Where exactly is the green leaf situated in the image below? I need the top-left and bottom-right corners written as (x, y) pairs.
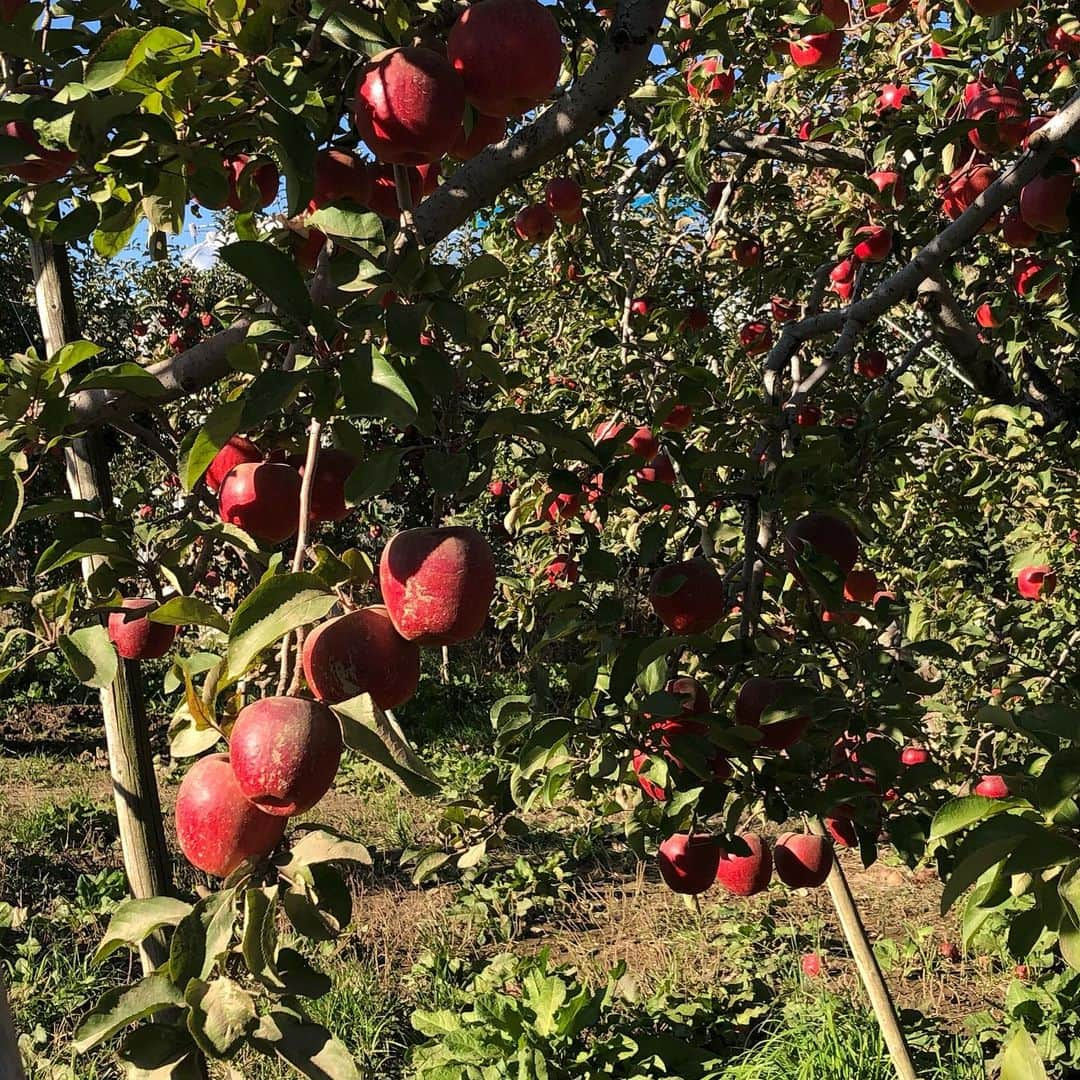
top-left (457, 253), bottom-right (508, 288)
top-left (226, 572), bottom-right (336, 679)
top-left (241, 885), bottom-right (280, 987)
top-left (169, 888), bottom-right (237, 988)
top-left (58, 624), bottom-right (118, 688)
top-left (94, 897), bottom-right (193, 964)
top-left (253, 1011), bottom-right (361, 1079)
top-left (0, 470), bottom-right (24, 536)
top-left (1000, 1025), bottom-right (1049, 1080)
top-left (306, 206), bottom-right (383, 242)
top-left (929, 795), bottom-right (1012, 840)
top-left (422, 450), bottom-right (470, 495)
top-left (67, 363), bottom-right (170, 400)
top-left (49, 340), bottom-right (102, 375)
top-left (220, 241), bottom-right (312, 325)
top-left (332, 694), bottom-right (440, 797)
top-left (37, 536), bottom-right (134, 575)
top-left (186, 977), bottom-right (257, 1058)
top-left (339, 345), bottom-right (418, 427)
top-left (941, 835), bottom-right (1022, 914)
top-left (72, 973), bottom-right (185, 1053)
top-left (278, 826), bottom-right (372, 874)
top-left (84, 27), bottom-right (144, 90)
top-left (344, 446), bottom-right (405, 502)
top-left (117, 1024), bottom-right (202, 1080)
top-left (177, 400), bottom-right (245, 491)
top-left (149, 595), bottom-right (228, 634)
top-left (282, 864), bottom-right (352, 941)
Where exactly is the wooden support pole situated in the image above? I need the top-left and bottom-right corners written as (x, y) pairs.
top-left (29, 238), bottom-right (173, 971)
top-left (811, 820), bottom-right (918, 1080)
top-left (0, 971), bottom-right (26, 1080)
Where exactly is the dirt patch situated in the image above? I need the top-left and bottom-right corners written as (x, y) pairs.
top-left (0, 703), bottom-right (171, 755)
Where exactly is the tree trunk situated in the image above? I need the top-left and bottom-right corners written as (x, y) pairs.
top-left (29, 239), bottom-right (173, 971)
top-left (0, 971), bottom-right (26, 1080)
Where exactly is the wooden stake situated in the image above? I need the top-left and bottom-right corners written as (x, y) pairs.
top-left (0, 971), bottom-right (26, 1080)
top-left (29, 239), bottom-right (173, 971)
top-left (811, 820), bottom-right (918, 1080)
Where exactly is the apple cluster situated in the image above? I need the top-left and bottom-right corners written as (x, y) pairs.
top-left (173, 524), bottom-right (496, 877)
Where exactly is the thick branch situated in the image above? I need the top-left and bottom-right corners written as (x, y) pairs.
top-left (411, 0), bottom-right (667, 246)
top-left (915, 275), bottom-right (1016, 401)
top-left (709, 130), bottom-right (867, 173)
top-left (68, 320), bottom-right (251, 429)
top-left (769, 88), bottom-right (1080, 400)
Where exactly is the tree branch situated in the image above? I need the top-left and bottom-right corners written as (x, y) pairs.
top-left (709, 130), bottom-right (867, 173)
top-left (411, 0), bottom-right (668, 246)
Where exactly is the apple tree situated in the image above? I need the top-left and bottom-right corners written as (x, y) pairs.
top-left (0, 0), bottom-right (1079, 1072)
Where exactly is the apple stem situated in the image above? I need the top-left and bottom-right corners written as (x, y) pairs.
top-left (809, 818), bottom-right (918, 1080)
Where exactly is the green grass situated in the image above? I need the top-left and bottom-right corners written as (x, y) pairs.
top-left (717, 995), bottom-right (984, 1080)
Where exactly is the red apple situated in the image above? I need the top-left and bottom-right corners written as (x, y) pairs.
top-left (795, 402), bottom-right (822, 426)
top-left (630, 296), bottom-right (653, 318)
top-left (976, 299), bottom-right (1008, 328)
top-left (704, 180), bottom-right (724, 210)
top-left (901, 746), bottom-right (930, 766)
top-left (771, 296), bottom-right (801, 322)
top-left (447, 0), bottom-right (563, 118)
top-left (229, 696), bottom-right (342, 817)
top-left (1047, 21), bottom-right (1080, 55)
top-left (353, 47), bottom-right (465, 165)
top-left (648, 558), bottom-right (726, 634)
top-left (450, 112), bottom-right (508, 159)
top-left (785, 511), bottom-right (860, 576)
top-left (680, 306), bottom-right (710, 332)
top-left (514, 203), bottom-right (557, 242)
top-left (1001, 208), bottom-right (1038, 248)
top-left (364, 163), bottom-right (423, 218)
top-left (963, 75), bottom-right (1027, 154)
top-left (224, 153), bottom-right (279, 211)
top-left (939, 940), bottom-right (961, 962)
top-left (1019, 168), bottom-right (1075, 234)
top-left (801, 952), bottom-right (823, 977)
top-left (636, 453), bottom-right (677, 489)
top-left (488, 478), bottom-right (512, 498)
top-left (875, 83), bottom-right (911, 113)
top-left (939, 163), bottom-right (998, 225)
top-left (843, 568), bottom-right (879, 603)
top-left (854, 349), bottom-right (887, 378)
top-left (852, 225), bottom-right (892, 263)
top-left (789, 31), bottom-right (844, 70)
top-left (868, 169), bottom-right (907, 208)
top-left (658, 833), bottom-right (721, 895)
top-left (1013, 256), bottom-right (1063, 300)
top-left (963, 0), bottom-right (1019, 13)
top-left (715, 833), bottom-right (773, 896)
top-left (296, 449), bottom-right (356, 523)
top-left (545, 176), bottom-right (583, 221)
top-left (686, 57), bottom-right (735, 103)
top-left (739, 321), bottom-right (773, 355)
top-left (538, 490), bottom-right (582, 522)
top-left (175, 753), bottom-right (286, 877)
top-left (312, 149), bottom-right (373, 207)
top-left (974, 774), bottom-right (1009, 798)
top-left (379, 526), bottom-right (496, 644)
top-left (217, 461), bottom-right (302, 544)
top-left (627, 426), bottom-right (659, 459)
top-left (735, 676), bottom-right (810, 750)
top-left (662, 404), bottom-right (694, 431)
top-left (302, 605), bottom-right (420, 710)
top-left (773, 832), bottom-right (833, 888)
top-left (1017, 565), bottom-right (1056, 600)
top-left (545, 557), bottom-right (579, 586)
top-left (830, 258), bottom-right (856, 284)
top-left (3, 119), bottom-right (77, 184)
top-left (107, 598), bottom-right (178, 661)
top-left (732, 238), bottom-right (763, 267)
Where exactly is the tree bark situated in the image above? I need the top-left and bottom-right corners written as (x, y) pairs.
top-left (0, 971), bottom-right (26, 1080)
top-left (29, 238), bottom-right (173, 972)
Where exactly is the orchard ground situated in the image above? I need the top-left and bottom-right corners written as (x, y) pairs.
top-left (3, 675), bottom-right (1000, 1078)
